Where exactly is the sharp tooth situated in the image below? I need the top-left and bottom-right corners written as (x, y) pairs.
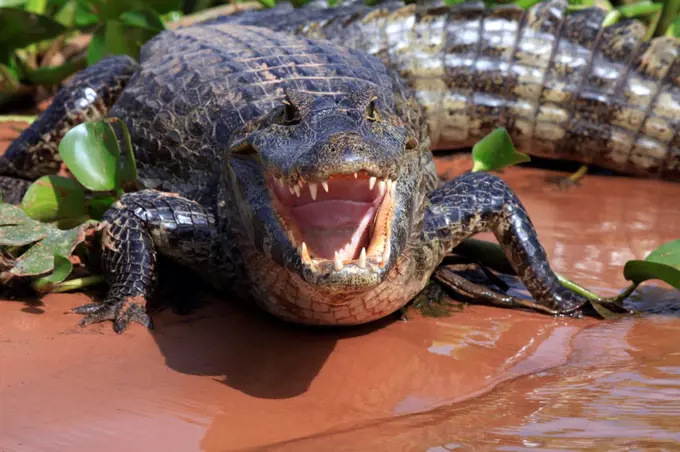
top-left (288, 185), bottom-right (295, 195)
top-left (309, 183), bottom-right (318, 200)
top-left (293, 184), bottom-right (301, 197)
top-left (301, 242), bottom-right (311, 261)
top-left (369, 176), bottom-right (376, 190)
top-left (354, 172), bottom-right (358, 178)
top-left (378, 180), bottom-right (386, 196)
top-left (390, 180), bottom-right (397, 197)
top-left (386, 179), bottom-right (392, 192)
top-left (277, 177), bottom-right (285, 188)
top-left (321, 181), bottom-right (329, 193)
top-left (334, 251), bottom-right (344, 271)
top-left (382, 239), bottom-right (391, 264)
top-left (287, 230), bottom-right (296, 247)
top-left (358, 248), bottom-right (367, 269)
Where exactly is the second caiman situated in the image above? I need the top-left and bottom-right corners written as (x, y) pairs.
top-left (219, 0), bottom-right (680, 180)
top-left (0, 0), bottom-right (675, 332)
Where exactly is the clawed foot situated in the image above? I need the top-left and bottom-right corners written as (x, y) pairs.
top-left (72, 296), bottom-right (153, 334)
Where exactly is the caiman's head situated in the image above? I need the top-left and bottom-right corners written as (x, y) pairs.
top-left (223, 88), bottom-right (425, 293)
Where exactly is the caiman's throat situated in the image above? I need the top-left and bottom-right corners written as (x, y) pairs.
top-left (267, 170), bottom-right (396, 274)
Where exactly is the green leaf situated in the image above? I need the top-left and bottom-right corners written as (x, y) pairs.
top-left (257, 0), bottom-right (275, 8)
top-left (0, 62), bottom-right (21, 94)
top-left (83, 0), bottom-right (182, 20)
top-left (667, 16), bottom-right (680, 38)
top-left (24, 56), bottom-right (86, 86)
top-left (0, 222), bottom-right (50, 246)
top-left (32, 254), bottom-right (73, 292)
top-left (0, 0), bottom-right (26, 7)
top-left (52, 0), bottom-right (78, 27)
top-left (103, 19), bottom-right (160, 61)
top-left (74, 0), bottom-right (99, 28)
top-left (20, 175), bottom-right (86, 222)
top-left (86, 28), bottom-right (107, 65)
top-left (0, 8), bottom-right (66, 50)
top-left (108, 117), bottom-right (138, 189)
top-left (0, 202), bottom-right (32, 226)
top-left (624, 240), bottom-right (680, 289)
top-left (24, 0), bottom-right (47, 14)
top-left (58, 119), bottom-right (121, 191)
top-left (119, 8), bottom-right (165, 30)
top-left (11, 223), bottom-right (91, 276)
top-left (471, 128), bottom-right (530, 173)
top-left (86, 195), bottom-right (117, 220)
top-left (618, 1), bottom-right (663, 18)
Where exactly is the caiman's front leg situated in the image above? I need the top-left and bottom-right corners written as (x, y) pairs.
top-left (423, 171), bottom-right (588, 313)
top-left (73, 190), bottom-right (219, 333)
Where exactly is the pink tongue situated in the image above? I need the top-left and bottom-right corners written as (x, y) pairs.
top-left (291, 200), bottom-right (376, 260)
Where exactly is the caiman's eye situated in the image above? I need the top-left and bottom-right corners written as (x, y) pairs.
top-left (366, 97), bottom-right (379, 122)
top-left (281, 99), bottom-right (300, 125)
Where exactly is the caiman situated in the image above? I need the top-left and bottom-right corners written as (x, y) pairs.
top-left (0, 0), bottom-right (676, 332)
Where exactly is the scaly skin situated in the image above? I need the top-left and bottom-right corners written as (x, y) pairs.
top-left (2, 20), bottom-right (589, 332)
top-left (218, 0), bottom-right (680, 179)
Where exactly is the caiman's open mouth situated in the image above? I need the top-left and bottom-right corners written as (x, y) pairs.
top-left (268, 171), bottom-right (396, 273)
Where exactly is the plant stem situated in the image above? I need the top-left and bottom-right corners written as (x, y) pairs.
top-left (556, 273), bottom-right (602, 301)
top-left (603, 283), bottom-right (639, 305)
top-left (51, 275), bottom-right (105, 293)
top-left (0, 115), bottom-right (36, 124)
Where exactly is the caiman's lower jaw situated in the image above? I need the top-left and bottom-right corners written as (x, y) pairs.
top-left (268, 171), bottom-right (396, 275)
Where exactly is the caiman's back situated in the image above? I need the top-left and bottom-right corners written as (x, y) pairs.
top-left (109, 24), bottom-right (411, 204)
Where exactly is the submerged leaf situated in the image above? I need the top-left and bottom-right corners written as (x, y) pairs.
top-left (471, 128), bottom-right (530, 173)
top-left (624, 240), bottom-right (680, 289)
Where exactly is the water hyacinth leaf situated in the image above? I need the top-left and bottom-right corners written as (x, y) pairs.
top-left (59, 120), bottom-right (121, 191)
top-left (11, 223), bottom-right (91, 276)
top-left (624, 240), bottom-right (680, 289)
top-left (471, 128), bottom-right (530, 173)
top-left (20, 175), bottom-right (86, 222)
top-left (0, 8), bottom-right (66, 50)
top-left (0, 202), bottom-right (31, 226)
top-left (32, 254), bottom-right (73, 292)
top-left (0, 222), bottom-right (50, 246)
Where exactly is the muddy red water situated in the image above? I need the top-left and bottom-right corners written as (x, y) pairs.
top-left (2, 123), bottom-right (680, 450)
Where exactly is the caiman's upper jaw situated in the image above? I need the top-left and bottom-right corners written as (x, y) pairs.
top-left (267, 170), bottom-right (396, 275)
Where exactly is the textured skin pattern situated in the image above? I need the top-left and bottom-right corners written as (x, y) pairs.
top-left (423, 171), bottom-right (586, 312)
top-left (219, 0), bottom-right (680, 179)
top-left (4, 19), bottom-right (590, 331)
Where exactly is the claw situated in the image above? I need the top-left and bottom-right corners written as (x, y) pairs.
top-left (72, 295), bottom-right (152, 333)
